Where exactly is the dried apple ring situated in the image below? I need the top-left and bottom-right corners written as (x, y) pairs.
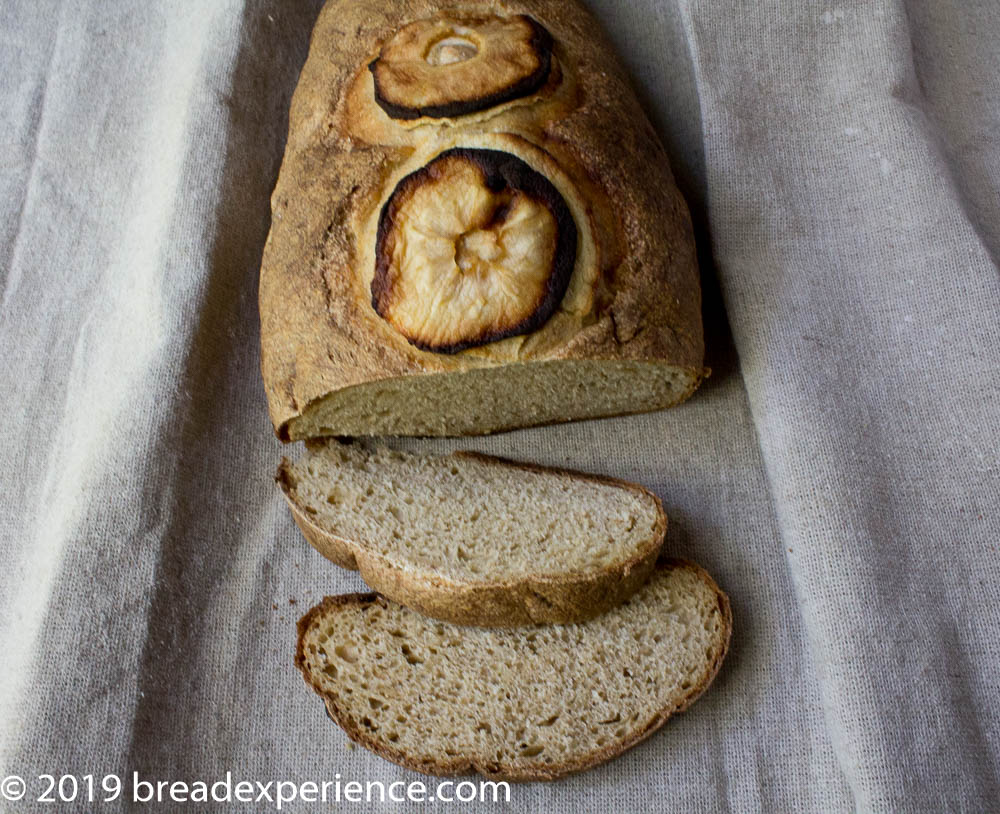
top-left (369, 14), bottom-right (554, 120)
top-left (372, 148), bottom-right (577, 353)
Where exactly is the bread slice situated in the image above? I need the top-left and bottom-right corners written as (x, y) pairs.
top-left (278, 441), bottom-right (666, 626)
top-left (296, 559), bottom-right (731, 780)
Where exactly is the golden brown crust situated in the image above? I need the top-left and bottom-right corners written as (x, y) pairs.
top-left (294, 559), bottom-right (732, 781)
top-left (277, 450), bottom-right (666, 626)
top-left (259, 0), bottom-right (704, 439)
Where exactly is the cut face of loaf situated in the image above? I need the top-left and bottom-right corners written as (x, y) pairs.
top-left (278, 441), bottom-right (667, 626)
top-left (285, 360), bottom-right (702, 440)
top-left (260, 0), bottom-right (705, 440)
top-left (296, 560), bottom-right (732, 780)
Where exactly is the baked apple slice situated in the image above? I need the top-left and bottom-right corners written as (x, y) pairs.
top-left (371, 148), bottom-right (577, 353)
top-left (369, 14), bottom-right (554, 120)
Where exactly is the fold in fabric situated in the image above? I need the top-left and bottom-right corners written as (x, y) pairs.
top-left (679, 0), bottom-right (1000, 809)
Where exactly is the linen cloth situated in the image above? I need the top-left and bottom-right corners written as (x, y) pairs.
top-left (1, 0), bottom-right (998, 811)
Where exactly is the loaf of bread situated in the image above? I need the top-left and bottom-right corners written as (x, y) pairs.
top-left (259, 0), bottom-right (705, 440)
top-left (278, 441), bottom-right (667, 626)
top-left (296, 559), bottom-right (731, 780)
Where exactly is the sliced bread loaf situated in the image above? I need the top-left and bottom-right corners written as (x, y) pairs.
top-left (260, 0), bottom-right (705, 442)
top-left (296, 559), bottom-right (731, 780)
top-left (278, 441), bottom-right (666, 626)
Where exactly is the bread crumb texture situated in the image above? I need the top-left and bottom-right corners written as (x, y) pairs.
top-left (286, 443), bottom-right (659, 581)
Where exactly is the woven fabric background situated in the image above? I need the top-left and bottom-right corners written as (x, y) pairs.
top-left (1, 1), bottom-right (998, 811)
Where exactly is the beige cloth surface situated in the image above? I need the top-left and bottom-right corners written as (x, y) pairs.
top-left (1, 1), bottom-right (998, 811)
